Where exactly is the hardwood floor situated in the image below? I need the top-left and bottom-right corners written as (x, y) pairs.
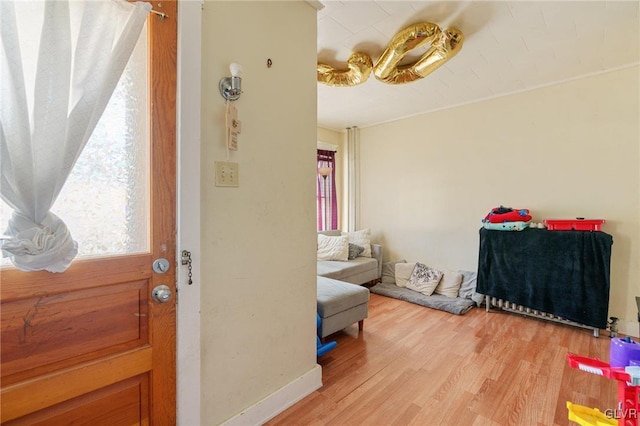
top-left (267, 294), bottom-right (621, 426)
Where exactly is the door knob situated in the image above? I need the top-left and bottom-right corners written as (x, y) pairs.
top-left (152, 285), bottom-right (172, 303)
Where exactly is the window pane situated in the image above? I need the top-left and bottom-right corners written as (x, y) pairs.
top-left (0, 23), bottom-right (150, 261)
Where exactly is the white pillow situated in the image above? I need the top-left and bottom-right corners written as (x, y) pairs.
top-left (405, 263), bottom-right (443, 296)
top-left (394, 262), bottom-right (416, 288)
top-left (457, 270), bottom-right (477, 299)
top-left (382, 259), bottom-right (406, 284)
top-left (317, 234), bottom-right (349, 261)
top-left (434, 270), bottom-right (463, 298)
top-left (342, 229), bottom-right (371, 257)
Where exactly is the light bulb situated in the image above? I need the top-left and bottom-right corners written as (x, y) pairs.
top-left (229, 63), bottom-right (243, 78)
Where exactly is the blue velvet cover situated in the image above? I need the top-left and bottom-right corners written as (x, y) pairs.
top-left (476, 227), bottom-right (613, 328)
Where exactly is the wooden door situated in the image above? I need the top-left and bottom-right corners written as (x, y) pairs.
top-left (0, 2), bottom-right (177, 424)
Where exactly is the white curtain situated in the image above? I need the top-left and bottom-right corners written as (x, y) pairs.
top-left (0, 0), bottom-right (151, 272)
top-left (346, 126), bottom-right (359, 232)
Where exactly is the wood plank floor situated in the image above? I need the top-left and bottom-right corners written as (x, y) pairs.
top-left (266, 294), bottom-right (621, 426)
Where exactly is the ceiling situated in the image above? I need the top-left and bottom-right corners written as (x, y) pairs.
top-left (316, 0), bottom-right (640, 130)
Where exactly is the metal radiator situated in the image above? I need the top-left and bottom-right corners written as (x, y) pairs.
top-left (484, 296), bottom-right (600, 337)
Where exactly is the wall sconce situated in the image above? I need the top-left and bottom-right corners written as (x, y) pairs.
top-left (219, 63), bottom-right (243, 102)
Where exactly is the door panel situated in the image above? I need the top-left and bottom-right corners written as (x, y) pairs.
top-left (0, 1), bottom-right (177, 423)
top-left (2, 348), bottom-right (152, 423)
top-left (1, 257), bottom-right (150, 380)
top-left (6, 376), bottom-right (150, 426)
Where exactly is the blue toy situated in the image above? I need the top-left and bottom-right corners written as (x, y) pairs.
top-left (317, 314), bottom-right (336, 357)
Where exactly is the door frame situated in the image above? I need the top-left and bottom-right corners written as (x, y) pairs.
top-left (176, 1), bottom-right (202, 425)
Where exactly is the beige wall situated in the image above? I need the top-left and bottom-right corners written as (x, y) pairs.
top-left (358, 66), bottom-right (640, 336)
top-left (317, 127), bottom-right (347, 229)
top-left (317, 127), bottom-right (343, 146)
top-left (201, 2), bottom-right (318, 423)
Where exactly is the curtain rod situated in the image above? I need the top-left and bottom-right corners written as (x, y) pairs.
top-left (150, 9), bottom-right (167, 19)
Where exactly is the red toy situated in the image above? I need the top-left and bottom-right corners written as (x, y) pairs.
top-left (483, 206), bottom-right (532, 224)
top-left (545, 218), bottom-right (605, 231)
top-left (567, 353), bottom-right (640, 426)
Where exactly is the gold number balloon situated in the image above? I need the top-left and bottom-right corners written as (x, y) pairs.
top-left (317, 22), bottom-right (464, 87)
top-left (316, 52), bottom-right (373, 87)
top-left (374, 23), bottom-right (464, 85)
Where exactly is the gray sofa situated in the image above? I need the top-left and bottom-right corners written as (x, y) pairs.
top-left (315, 231), bottom-right (382, 341)
top-left (317, 230), bottom-right (382, 286)
top-left (317, 244), bottom-right (382, 285)
top-left (317, 276), bottom-right (370, 338)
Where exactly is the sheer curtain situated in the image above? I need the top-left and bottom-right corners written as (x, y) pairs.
top-left (346, 126), bottom-right (359, 232)
top-left (0, 0), bottom-right (151, 272)
top-left (317, 149), bottom-right (338, 231)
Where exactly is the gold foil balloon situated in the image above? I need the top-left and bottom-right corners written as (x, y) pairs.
top-left (317, 22), bottom-right (464, 87)
top-left (374, 23), bottom-right (464, 85)
top-left (373, 22), bottom-right (442, 84)
top-left (410, 27), bottom-right (464, 80)
top-left (317, 52), bottom-right (373, 87)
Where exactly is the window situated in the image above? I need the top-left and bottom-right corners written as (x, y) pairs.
top-left (0, 17), bottom-right (149, 264)
top-left (317, 149), bottom-right (337, 231)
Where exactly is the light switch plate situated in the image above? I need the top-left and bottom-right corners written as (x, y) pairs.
top-left (214, 161), bottom-right (239, 187)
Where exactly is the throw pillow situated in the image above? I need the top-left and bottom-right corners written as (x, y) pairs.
top-left (317, 234), bottom-right (349, 261)
top-left (394, 262), bottom-right (416, 288)
top-left (318, 230), bottom-right (341, 237)
top-left (405, 263), bottom-right (443, 296)
top-left (381, 259), bottom-right (406, 284)
top-left (458, 269), bottom-right (485, 306)
top-left (434, 270), bottom-right (463, 298)
top-left (342, 229), bottom-right (371, 258)
top-left (457, 270), bottom-right (477, 299)
top-left (348, 243), bottom-right (364, 260)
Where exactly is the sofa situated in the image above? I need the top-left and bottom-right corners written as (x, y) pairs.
top-left (316, 230), bottom-right (382, 286)
top-left (315, 229), bottom-right (382, 341)
top-left (317, 276), bottom-right (370, 338)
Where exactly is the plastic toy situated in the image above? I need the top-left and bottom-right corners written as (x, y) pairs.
top-left (567, 344), bottom-right (640, 426)
top-left (611, 337), bottom-right (640, 368)
top-left (316, 314), bottom-right (336, 357)
top-left (567, 402), bottom-right (617, 426)
top-left (545, 218), bottom-right (605, 231)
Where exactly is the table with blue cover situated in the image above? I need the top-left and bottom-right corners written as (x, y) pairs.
top-left (477, 227), bottom-right (613, 329)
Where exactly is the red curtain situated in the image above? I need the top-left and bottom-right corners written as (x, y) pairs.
top-left (317, 150), bottom-right (337, 231)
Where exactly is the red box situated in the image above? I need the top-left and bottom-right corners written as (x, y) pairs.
top-left (544, 218), bottom-right (605, 231)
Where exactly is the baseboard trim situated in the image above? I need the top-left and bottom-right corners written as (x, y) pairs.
top-left (222, 364), bottom-right (323, 426)
top-left (619, 319), bottom-right (640, 338)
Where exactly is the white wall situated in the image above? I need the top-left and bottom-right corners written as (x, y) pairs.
top-left (358, 66), bottom-right (640, 337)
top-left (200, 2), bottom-right (319, 424)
